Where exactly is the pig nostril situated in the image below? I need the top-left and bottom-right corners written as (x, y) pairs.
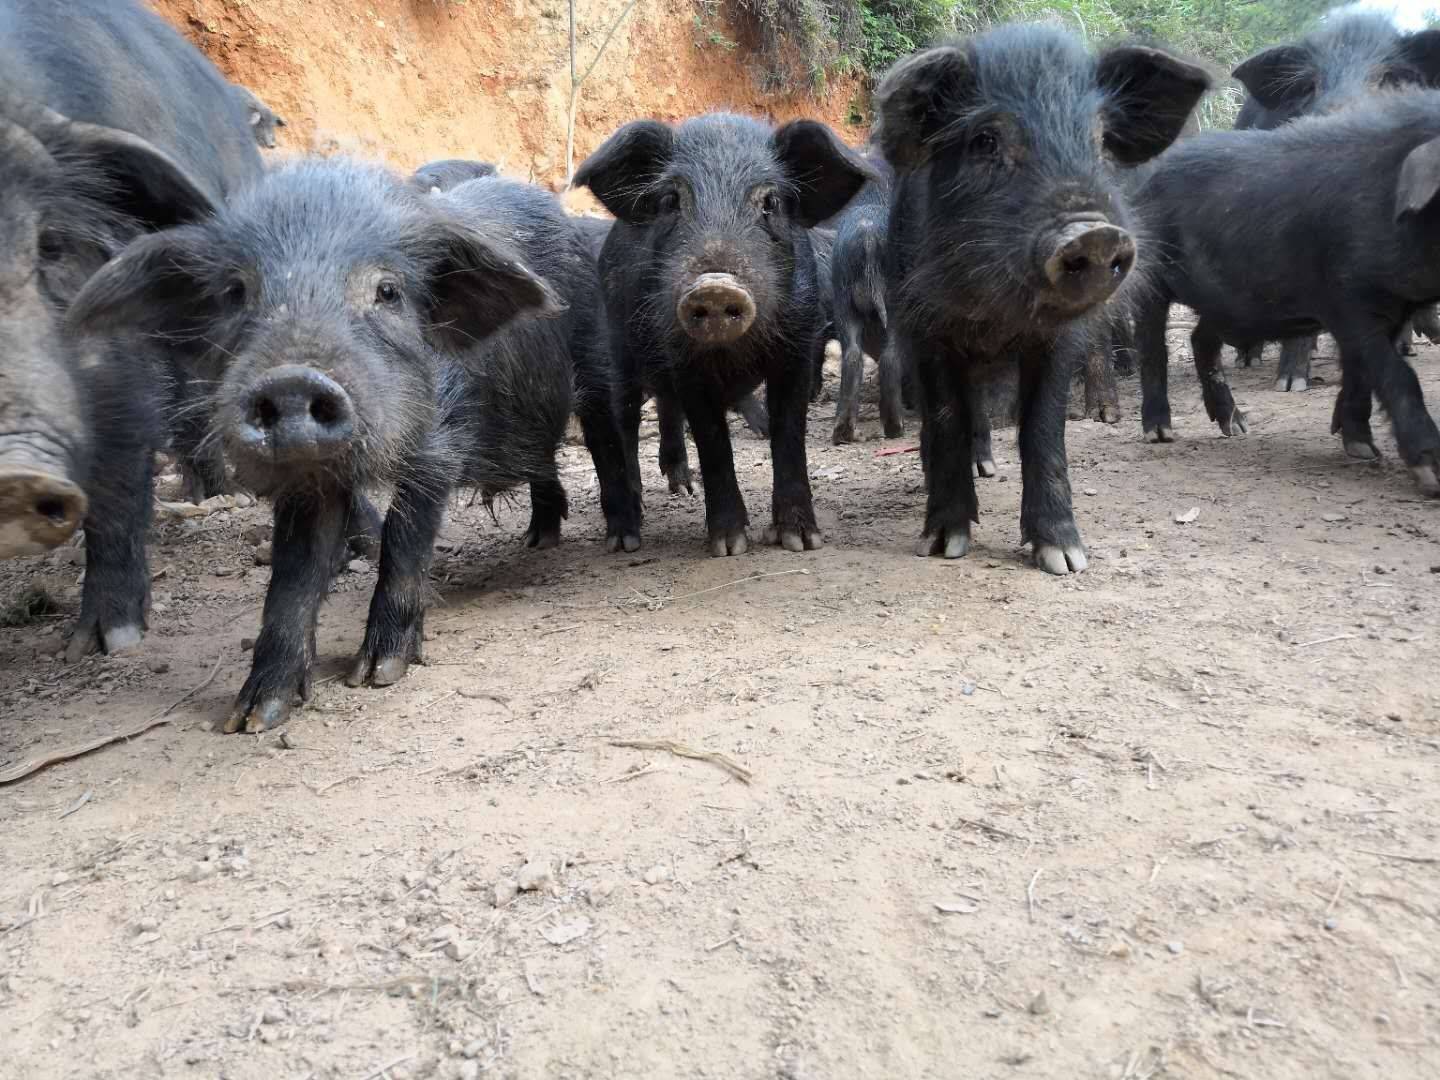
top-left (1111, 257), bottom-right (1127, 275)
top-left (724, 305), bottom-right (743, 319)
top-left (309, 396), bottom-right (341, 426)
top-left (690, 305), bottom-right (710, 321)
top-left (34, 498), bottom-right (68, 526)
top-left (253, 398), bottom-right (280, 430)
top-left (1062, 254), bottom-right (1090, 276)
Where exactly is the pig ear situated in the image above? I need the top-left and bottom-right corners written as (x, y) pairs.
top-left (67, 227), bottom-right (213, 338)
top-left (573, 120), bottom-right (674, 223)
top-left (424, 221), bottom-right (567, 351)
top-left (1397, 30), bottom-right (1440, 85)
top-left (1097, 46), bottom-right (1211, 165)
top-left (873, 46), bottom-right (977, 170)
top-left (1394, 136), bottom-right (1440, 222)
top-left (771, 120), bottom-right (874, 228)
top-left (63, 121), bottom-right (219, 228)
top-left (1232, 45), bottom-right (1312, 113)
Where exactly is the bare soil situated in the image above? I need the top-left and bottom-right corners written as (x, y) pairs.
top-left (2, 342), bottom-right (1439, 1079)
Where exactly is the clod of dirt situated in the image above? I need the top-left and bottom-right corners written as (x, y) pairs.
top-left (241, 638), bottom-right (256, 653)
top-left (517, 858), bottom-right (554, 892)
top-left (643, 864), bottom-right (672, 885)
top-left (401, 870), bottom-right (426, 889)
top-left (261, 1000), bottom-right (286, 1025)
top-left (346, 559), bottom-right (370, 574)
top-left (133, 917), bottom-right (160, 935)
top-left (1167, 941), bottom-right (1184, 955)
top-left (379, 887), bottom-right (400, 903)
top-left (542, 917), bottom-right (591, 946)
top-left (188, 861), bottom-right (216, 883)
top-left (254, 542), bottom-right (273, 566)
top-left (1174, 507), bottom-right (1200, 524)
top-left (444, 939), bottom-right (474, 961)
top-left (493, 878), bottom-right (519, 908)
top-left (1028, 990), bottom-right (1051, 1016)
top-left (458, 1061), bottom-right (480, 1080)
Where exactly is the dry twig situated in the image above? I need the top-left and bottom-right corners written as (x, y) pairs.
top-left (608, 738), bottom-right (752, 784)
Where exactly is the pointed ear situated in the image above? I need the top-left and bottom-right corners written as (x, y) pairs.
top-left (1232, 44), bottom-right (1313, 113)
top-left (1395, 135), bottom-right (1440, 222)
top-left (771, 120), bottom-right (874, 227)
top-left (1396, 29), bottom-right (1440, 85)
top-left (423, 217), bottom-right (566, 351)
top-left (573, 120), bottom-right (674, 223)
top-left (67, 226), bottom-right (215, 339)
top-left (872, 46), bottom-right (977, 170)
top-left (1097, 46), bottom-right (1211, 164)
top-left (61, 119), bottom-right (219, 228)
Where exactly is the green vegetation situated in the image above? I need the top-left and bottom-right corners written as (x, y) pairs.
top-left (719, 0), bottom-right (1343, 122)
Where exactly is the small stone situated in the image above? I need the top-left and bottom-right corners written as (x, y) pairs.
top-left (379, 887), bottom-right (400, 903)
top-left (50, 871), bottom-right (71, 887)
top-left (1028, 990), bottom-right (1051, 1016)
top-left (253, 543), bottom-right (273, 566)
top-left (458, 1062), bottom-right (480, 1080)
top-left (642, 864), bottom-right (672, 886)
top-left (444, 939), bottom-right (473, 961)
top-left (147, 660), bottom-right (171, 675)
top-left (1324, 917), bottom-right (1338, 932)
top-left (586, 879), bottom-right (616, 907)
top-left (261, 1001), bottom-right (286, 1025)
top-left (493, 879), bottom-right (519, 908)
top-left (429, 924), bottom-right (460, 944)
top-left (461, 1038), bottom-right (489, 1059)
top-left (517, 858), bottom-right (554, 893)
top-left (1321, 512), bottom-right (1347, 523)
top-left (135, 917), bottom-right (160, 934)
top-left (1166, 941), bottom-right (1184, 955)
top-left (542, 916), bottom-right (591, 946)
top-left (189, 861), bottom-right (216, 883)
top-left (387, 917), bottom-right (407, 935)
top-left (1082, 487), bottom-right (1097, 497)
top-left (401, 870), bottom-right (425, 889)
top-left (240, 637), bottom-right (256, 652)
top-left (347, 559), bottom-right (369, 574)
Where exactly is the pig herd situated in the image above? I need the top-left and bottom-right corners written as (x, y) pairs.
top-left (4, 1), bottom-right (1440, 731)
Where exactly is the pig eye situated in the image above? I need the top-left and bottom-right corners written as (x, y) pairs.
top-left (222, 278), bottom-right (247, 307)
top-left (969, 129), bottom-right (1001, 159)
top-left (375, 280), bottom-right (402, 306)
top-left (656, 190), bottom-right (681, 215)
top-left (759, 191), bottom-right (781, 217)
top-left (37, 228), bottom-right (67, 262)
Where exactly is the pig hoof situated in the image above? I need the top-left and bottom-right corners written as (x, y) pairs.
top-left (1035, 543), bottom-right (1088, 575)
top-left (524, 526), bottom-right (561, 550)
top-left (832, 420), bottom-right (856, 445)
top-left (973, 459), bottom-right (996, 479)
top-left (1344, 440), bottom-right (1379, 461)
top-left (103, 623), bottom-right (145, 654)
top-left (1274, 376), bottom-right (1308, 393)
top-left (606, 532), bottom-right (642, 554)
top-left (883, 421), bottom-right (905, 439)
top-left (708, 529), bottom-right (749, 557)
top-left (1219, 411), bottom-right (1248, 437)
top-left (1098, 405), bottom-right (1121, 425)
top-left (915, 529), bottom-right (969, 559)
top-left (224, 697), bottom-right (290, 734)
top-left (666, 464), bottom-right (694, 496)
top-left (763, 526), bottom-right (823, 552)
top-left (1145, 425), bottom-right (1175, 444)
top-left (1411, 461), bottom-right (1440, 495)
top-left (63, 619), bottom-right (146, 664)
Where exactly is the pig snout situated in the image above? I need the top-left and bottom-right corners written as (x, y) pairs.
top-left (677, 274), bottom-right (758, 346)
top-left (233, 364), bottom-right (355, 464)
top-left (0, 466), bottom-right (87, 557)
top-left (1040, 219), bottom-right (1135, 312)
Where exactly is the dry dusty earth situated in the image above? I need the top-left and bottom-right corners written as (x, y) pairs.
top-left (2, 342), bottom-right (1439, 1080)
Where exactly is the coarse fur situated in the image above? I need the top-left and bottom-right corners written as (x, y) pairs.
top-left (70, 160), bottom-right (635, 732)
top-left (576, 112), bottom-right (871, 555)
top-left (0, 0), bottom-right (262, 663)
top-left (1131, 89), bottom-right (1440, 490)
top-left (410, 158), bottom-right (498, 193)
top-left (875, 24), bottom-right (1209, 573)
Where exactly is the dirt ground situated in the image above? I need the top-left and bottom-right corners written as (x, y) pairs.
top-left (2, 340), bottom-right (1439, 1080)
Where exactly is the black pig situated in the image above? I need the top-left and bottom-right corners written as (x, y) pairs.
top-left (575, 114), bottom-right (869, 555)
top-left (874, 26), bottom-right (1208, 573)
top-left (71, 162), bottom-right (636, 731)
top-left (0, 0), bottom-right (261, 660)
top-left (411, 158), bottom-right (498, 193)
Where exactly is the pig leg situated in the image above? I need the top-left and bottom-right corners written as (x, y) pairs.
top-left (734, 392), bottom-right (770, 439)
top-left (831, 312), bottom-right (865, 445)
top-left (1137, 295), bottom-right (1175, 442)
top-left (342, 491), bottom-right (384, 563)
top-left (1018, 339), bottom-right (1086, 575)
top-left (1338, 324), bottom-right (1440, 492)
top-left (1274, 335), bottom-right (1312, 392)
top-left (1083, 328), bottom-right (1121, 424)
top-left (913, 345), bottom-right (976, 559)
top-left (877, 338), bottom-right (905, 440)
top-left (1397, 321), bottom-right (1417, 357)
top-left (1412, 304), bottom-right (1440, 343)
top-left (679, 381), bottom-right (749, 556)
top-left (524, 477), bottom-right (568, 550)
top-left (656, 390), bottom-right (693, 496)
top-left (968, 379), bottom-right (995, 479)
top-left (1332, 363), bottom-right (1379, 461)
top-left (226, 491), bottom-right (348, 732)
top-left (347, 477), bottom-right (449, 690)
top-left (1193, 321), bottom-right (1247, 436)
top-left (764, 350), bottom-right (822, 552)
top-left (573, 378), bottom-right (642, 553)
top-left (64, 441), bottom-right (153, 662)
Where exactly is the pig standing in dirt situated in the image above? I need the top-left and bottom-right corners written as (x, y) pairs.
top-left (71, 163), bottom-right (637, 731)
top-left (233, 84), bottom-right (287, 150)
top-left (874, 26), bottom-right (1209, 573)
top-left (575, 114), bottom-right (870, 555)
top-left (0, 0), bottom-right (261, 657)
